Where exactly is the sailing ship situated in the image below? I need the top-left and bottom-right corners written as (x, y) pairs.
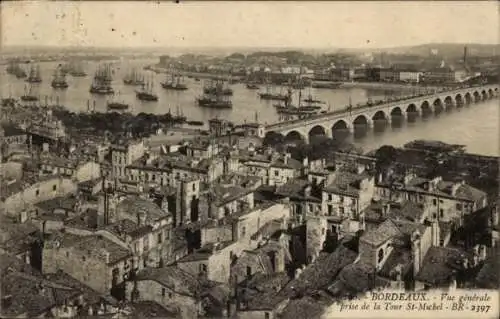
top-left (275, 81), bottom-right (322, 117)
top-left (20, 84), bottom-right (38, 102)
top-left (197, 80), bottom-right (232, 109)
top-left (169, 105), bottom-right (187, 123)
top-left (107, 92), bottom-right (129, 111)
top-left (203, 79), bottom-right (233, 96)
top-left (258, 76), bottom-right (288, 101)
top-left (26, 64), bottom-right (42, 83)
top-left (7, 62), bottom-right (27, 78)
top-left (68, 61), bottom-right (87, 77)
top-left (90, 64), bottom-right (114, 95)
top-left (51, 66), bottom-right (69, 89)
top-left (136, 76), bottom-right (158, 101)
top-left (161, 70), bottom-right (188, 91)
top-left (123, 68), bottom-right (144, 86)
top-left (302, 83), bottom-right (325, 104)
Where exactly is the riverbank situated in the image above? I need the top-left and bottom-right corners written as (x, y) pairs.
top-left (339, 81), bottom-right (444, 91)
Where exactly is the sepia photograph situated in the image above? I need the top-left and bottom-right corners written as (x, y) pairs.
top-left (0, 1), bottom-right (498, 318)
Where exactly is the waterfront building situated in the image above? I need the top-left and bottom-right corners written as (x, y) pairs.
top-left (376, 173), bottom-right (488, 227)
top-left (110, 139), bottom-right (146, 181)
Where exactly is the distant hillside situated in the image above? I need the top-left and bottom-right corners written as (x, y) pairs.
top-left (378, 43), bottom-right (500, 57)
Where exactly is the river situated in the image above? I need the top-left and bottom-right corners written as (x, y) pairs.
top-left (1, 59), bottom-right (498, 156)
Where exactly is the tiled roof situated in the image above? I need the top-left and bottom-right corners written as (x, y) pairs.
top-left (276, 178), bottom-right (321, 202)
top-left (0, 271), bottom-right (80, 317)
top-left (475, 247), bottom-right (500, 289)
top-left (324, 170), bottom-right (371, 197)
top-left (135, 266), bottom-right (215, 297)
top-left (280, 242), bottom-right (358, 297)
top-left (336, 262), bottom-right (377, 293)
top-left (415, 246), bottom-right (468, 286)
top-left (361, 218), bottom-right (426, 247)
top-left (103, 219), bottom-right (152, 240)
top-left (0, 123), bottom-right (26, 137)
top-left (48, 232), bottom-right (131, 266)
top-left (378, 248), bottom-right (413, 280)
top-left (279, 292), bottom-right (333, 319)
top-left (118, 196), bottom-right (169, 223)
top-left (72, 235), bottom-right (131, 265)
top-left (129, 301), bottom-right (179, 318)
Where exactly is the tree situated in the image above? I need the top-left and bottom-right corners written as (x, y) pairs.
top-left (374, 145), bottom-right (398, 171)
top-left (262, 132), bottom-right (286, 150)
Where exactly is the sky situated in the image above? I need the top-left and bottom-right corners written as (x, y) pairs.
top-left (1, 1), bottom-right (499, 49)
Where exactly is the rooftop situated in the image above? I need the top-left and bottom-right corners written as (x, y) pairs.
top-left (324, 170), bottom-right (371, 198)
top-left (276, 178), bottom-right (321, 203)
top-left (361, 218), bottom-right (427, 247)
top-left (135, 266), bottom-right (214, 297)
top-left (117, 196), bottom-right (170, 223)
top-left (177, 241), bottom-right (235, 263)
top-left (415, 246), bottom-right (468, 286)
top-left (47, 232), bottom-right (131, 266)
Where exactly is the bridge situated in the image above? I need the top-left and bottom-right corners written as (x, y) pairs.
top-left (264, 84), bottom-right (499, 143)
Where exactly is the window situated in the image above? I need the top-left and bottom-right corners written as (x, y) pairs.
top-left (36, 189), bottom-right (40, 196)
top-left (66, 251), bottom-right (70, 258)
top-left (456, 203), bottom-right (462, 211)
top-left (328, 194), bottom-right (333, 201)
top-left (439, 199), bottom-right (443, 204)
top-left (378, 248), bottom-right (384, 263)
top-left (274, 170), bottom-right (279, 177)
top-left (351, 198), bottom-right (356, 205)
top-left (328, 205), bottom-right (333, 215)
top-left (432, 199), bottom-right (437, 206)
top-left (162, 288), bottom-right (166, 297)
top-left (339, 207), bottom-right (345, 216)
top-left (308, 204), bottom-right (313, 212)
top-left (192, 183), bottom-right (196, 191)
top-left (241, 226), bottom-right (246, 237)
top-left (440, 209), bottom-right (444, 218)
top-left (339, 196), bottom-right (344, 203)
top-left (265, 312), bottom-right (270, 319)
top-left (201, 264), bottom-right (207, 272)
top-left (52, 184), bottom-right (57, 191)
top-left (158, 233), bottom-right (163, 244)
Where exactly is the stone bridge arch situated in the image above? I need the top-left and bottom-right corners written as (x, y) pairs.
top-left (455, 94), bottom-right (464, 107)
top-left (433, 98), bottom-right (444, 114)
top-left (372, 110), bottom-right (388, 121)
top-left (481, 90), bottom-right (488, 100)
top-left (464, 92), bottom-right (472, 104)
top-left (308, 125), bottom-right (328, 142)
top-left (473, 91), bottom-right (481, 102)
top-left (284, 130), bottom-right (307, 145)
top-left (420, 100), bottom-right (433, 117)
top-left (443, 96), bottom-right (454, 110)
top-left (331, 119), bottom-right (351, 139)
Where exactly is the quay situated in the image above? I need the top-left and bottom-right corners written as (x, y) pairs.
top-left (263, 84), bottom-right (499, 143)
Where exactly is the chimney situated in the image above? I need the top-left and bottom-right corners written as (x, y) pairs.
top-left (411, 238), bottom-right (421, 277)
top-left (138, 212), bottom-right (147, 226)
top-left (431, 220), bottom-right (440, 247)
top-left (451, 183), bottom-right (461, 197)
top-left (284, 153), bottom-right (291, 165)
top-left (382, 203), bottom-right (391, 217)
top-left (492, 207), bottom-right (499, 226)
top-left (478, 245), bottom-right (487, 261)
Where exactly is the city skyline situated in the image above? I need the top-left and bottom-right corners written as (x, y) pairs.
top-left (1, 1), bottom-right (499, 49)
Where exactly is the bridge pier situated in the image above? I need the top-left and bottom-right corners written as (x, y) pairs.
top-left (325, 129), bottom-right (333, 139)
